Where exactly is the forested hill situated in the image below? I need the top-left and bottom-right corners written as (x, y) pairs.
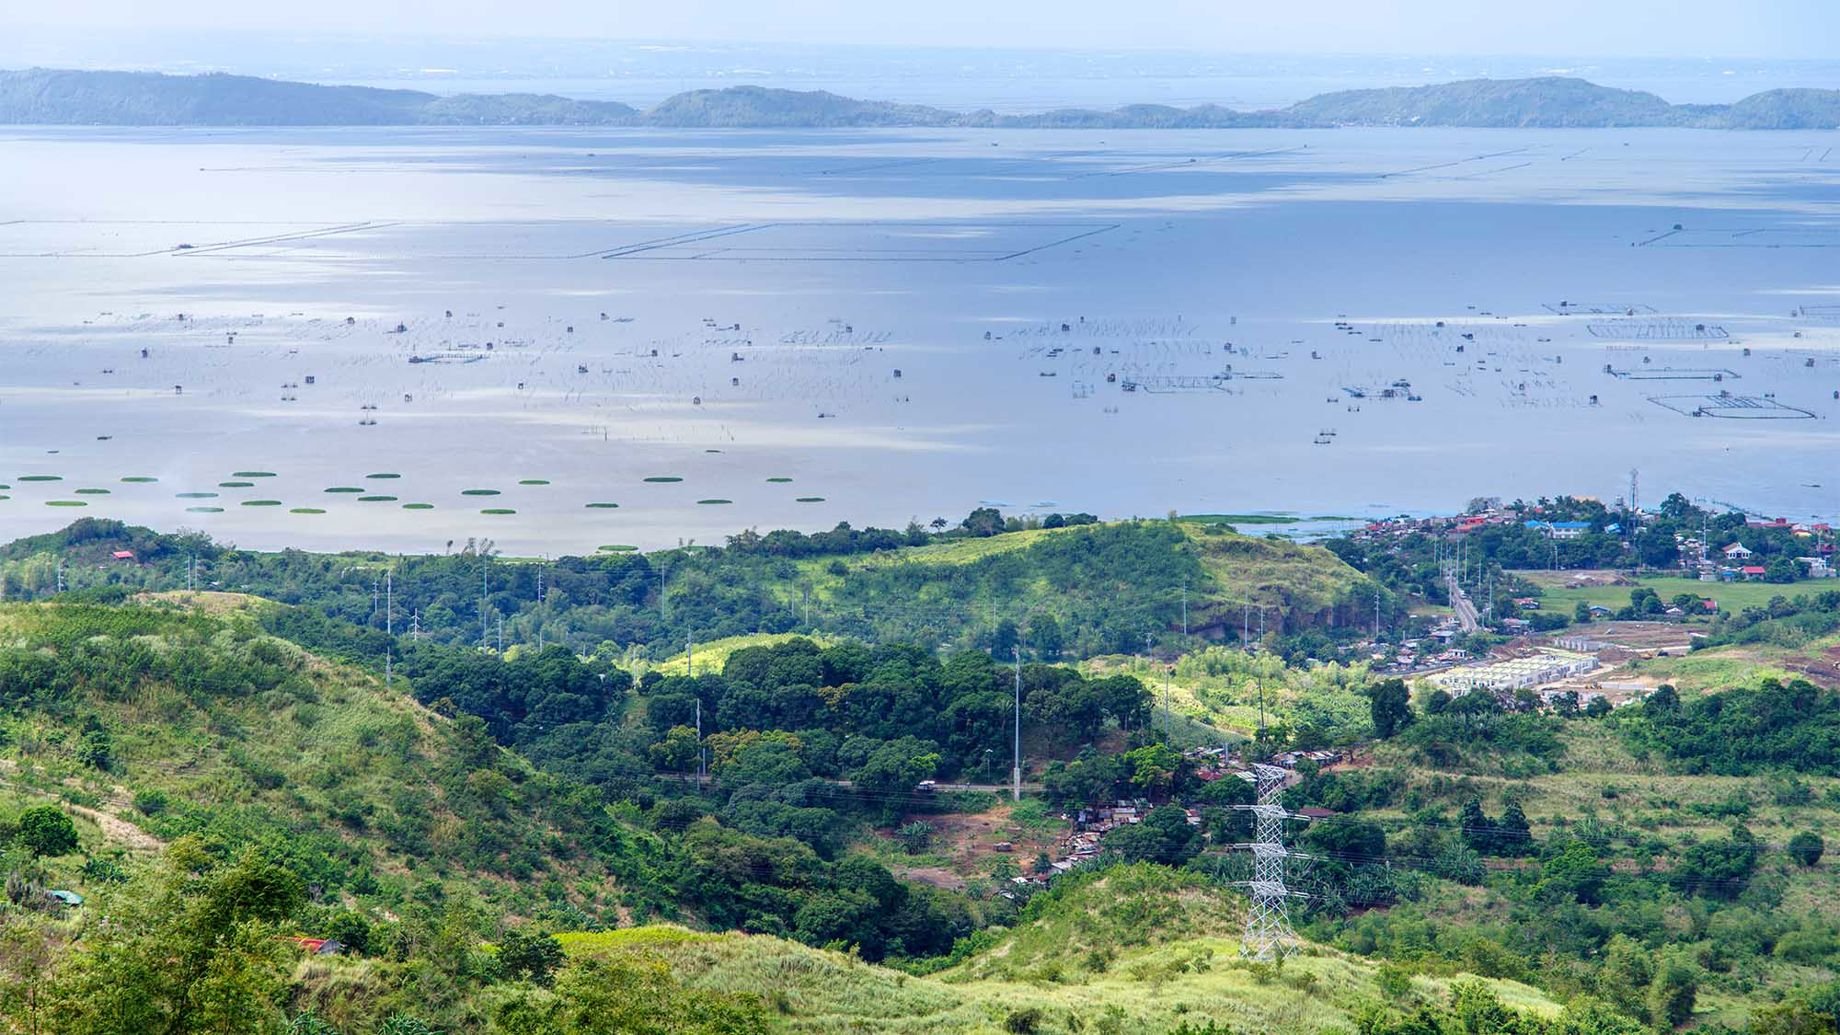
top-left (0, 515), bottom-right (1387, 662)
top-left (4, 68), bottom-right (1839, 128)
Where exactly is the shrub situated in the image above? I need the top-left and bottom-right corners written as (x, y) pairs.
top-left (1788, 830), bottom-right (1825, 868)
top-left (15, 806), bottom-right (78, 857)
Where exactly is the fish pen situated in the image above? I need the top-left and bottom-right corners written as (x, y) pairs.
top-left (1649, 393), bottom-right (1816, 419)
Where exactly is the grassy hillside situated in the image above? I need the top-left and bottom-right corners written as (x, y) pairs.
top-left (0, 596), bottom-right (641, 919)
top-left (779, 520), bottom-right (1381, 655)
top-left (0, 517), bottom-right (1382, 662)
top-left (548, 865), bottom-right (1564, 1035)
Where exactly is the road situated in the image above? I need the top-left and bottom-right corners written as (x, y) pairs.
top-left (1448, 571), bottom-right (1481, 632)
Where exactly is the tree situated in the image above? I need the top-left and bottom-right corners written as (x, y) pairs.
top-left (1105, 805), bottom-right (1201, 865)
top-left (497, 927), bottom-right (566, 986)
top-left (1647, 948), bottom-right (1700, 1029)
top-left (1123, 743), bottom-right (1183, 799)
top-left (1788, 830), bottom-right (1825, 868)
top-left (15, 806), bottom-right (78, 857)
top-left (1368, 678), bottom-right (1412, 738)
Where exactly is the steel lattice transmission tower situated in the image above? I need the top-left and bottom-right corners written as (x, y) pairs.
top-left (1232, 762), bottom-right (1310, 961)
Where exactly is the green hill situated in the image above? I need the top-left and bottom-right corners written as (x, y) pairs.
top-left (542, 865), bottom-right (1567, 1035)
top-left (0, 597), bottom-right (651, 918)
top-left (0, 517), bottom-right (1384, 661)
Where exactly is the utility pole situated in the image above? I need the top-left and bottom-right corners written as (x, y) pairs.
top-left (1011, 645), bottom-right (1023, 802)
top-left (385, 567), bottom-right (393, 687)
top-left (480, 560), bottom-right (489, 648)
top-left (55, 557), bottom-right (64, 594)
top-left (1163, 664), bottom-right (1172, 742)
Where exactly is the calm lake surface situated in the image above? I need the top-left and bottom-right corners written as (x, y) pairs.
top-left (0, 126), bottom-right (1836, 553)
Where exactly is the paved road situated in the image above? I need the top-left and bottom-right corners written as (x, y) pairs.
top-left (1448, 572), bottom-right (1481, 632)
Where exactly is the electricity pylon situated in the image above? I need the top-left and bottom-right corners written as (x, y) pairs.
top-left (1232, 762), bottom-right (1310, 961)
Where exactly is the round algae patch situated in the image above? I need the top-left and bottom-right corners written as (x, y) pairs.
top-left (120, 476), bottom-right (159, 484)
top-left (242, 500), bottom-right (283, 507)
top-left (290, 508), bottom-right (326, 515)
top-left (643, 476), bottom-right (683, 483)
top-left (232, 471), bottom-right (276, 478)
top-left (461, 488), bottom-right (501, 496)
top-left (18, 475), bottom-right (62, 482)
top-left (176, 492), bottom-right (218, 499)
top-left (697, 498), bottom-right (733, 505)
top-left (325, 486), bottom-right (364, 494)
top-left (46, 500), bottom-right (87, 507)
top-left (366, 473), bottom-right (402, 480)
top-left (358, 495), bottom-right (398, 503)
top-left (185, 506), bottom-right (224, 514)
top-left (766, 477), bottom-right (794, 483)
top-left (585, 502), bottom-right (620, 509)
top-left (598, 544), bottom-right (638, 553)
top-left (480, 508), bottom-right (517, 515)
top-left (796, 497), bottom-right (826, 503)
top-left (219, 481), bottom-right (255, 488)
top-left (518, 478), bottom-right (551, 485)
top-left (74, 488), bottom-right (111, 495)
top-left (402, 503), bottom-right (435, 510)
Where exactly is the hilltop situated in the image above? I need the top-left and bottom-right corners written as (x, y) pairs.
top-left (3, 68), bottom-right (1838, 128)
top-left (0, 598), bottom-right (649, 914)
top-left (0, 516), bottom-right (1385, 661)
top-left (542, 865), bottom-right (1569, 1035)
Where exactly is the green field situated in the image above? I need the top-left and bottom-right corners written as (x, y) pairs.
top-left (1520, 571), bottom-right (1801, 617)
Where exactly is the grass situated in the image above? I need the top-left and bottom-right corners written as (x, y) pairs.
top-left (645, 632), bottom-right (833, 677)
top-left (549, 865), bottom-right (1561, 1035)
top-left (1519, 572), bottom-right (1794, 618)
top-left (0, 601), bottom-right (624, 912)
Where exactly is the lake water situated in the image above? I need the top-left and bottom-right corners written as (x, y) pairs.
top-left (1, 126), bottom-right (1836, 554)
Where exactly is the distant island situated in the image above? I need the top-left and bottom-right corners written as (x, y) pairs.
top-left (4, 67), bottom-right (1839, 129)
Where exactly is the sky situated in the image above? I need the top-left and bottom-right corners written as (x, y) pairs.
top-left (9, 0), bottom-right (1840, 59)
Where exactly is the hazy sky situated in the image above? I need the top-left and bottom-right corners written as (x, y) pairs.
top-left (10, 0), bottom-right (1840, 58)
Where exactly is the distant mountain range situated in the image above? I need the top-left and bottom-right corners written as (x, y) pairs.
top-left (3, 68), bottom-right (1838, 129)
